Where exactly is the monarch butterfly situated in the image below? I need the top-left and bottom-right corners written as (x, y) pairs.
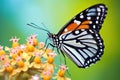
top-left (28, 4), bottom-right (108, 68)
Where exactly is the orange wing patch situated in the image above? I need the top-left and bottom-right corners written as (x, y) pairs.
top-left (62, 20), bottom-right (91, 34)
top-left (77, 20), bottom-right (91, 29)
top-left (81, 20), bottom-right (91, 25)
top-left (78, 25), bottom-right (89, 29)
top-left (62, 23), bottom-right (78, 34)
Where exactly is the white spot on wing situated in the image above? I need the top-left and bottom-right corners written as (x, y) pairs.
top-left (97, 37), bottom-right (100, 39)
top-left (64, 28), bottom-right (68, 32)
top-left (87, 61), bottom-right (90, 64)
top-left (89, 29), bottom-right (94, 33)
top-left (101, 17), bottom-right (103, 21)
top-left (97, 17), bottom-right (99, 20)
top-left (97, 8), bottom-right (101, 12)
top-left (100, 43), bottom-right (103, 45)
top-left (93, 25), bottom-right (96, 29)
top-left (100, 49), bottom-right (103, 51)
top-left (80, 13), bottom-right (83, 15)
top-left (102, 8), bottom-right (105, 12)
top-left (80, 15), bottom-right (84, 18)
top-left (97, 55), bottom-right (100, 57)
top-left (96, 21), bottom-right (99, 24)
top-left (98, 12), bottom-right (101, 16)
top-left (87, 17), bottom-right (91, 20)
top-left (89, 59), bottom-right (92, 62)
top-left (99, 6), bottom-right (104, 8)
top-left (93, 59), bottom-right (96, 62)
top-left (75, 30), bottom-right (79, 34)
top-left (81, 29), bottom-right (85, 31)
top-left (89, 21), bottom-right (92, 24)
top-left (74, 20), bottom-right (81, 25)
top-left (95, 34), bottom-right (99, 36)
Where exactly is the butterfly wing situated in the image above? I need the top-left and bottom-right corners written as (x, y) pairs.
top-left (57, 4), bottom-right (107, 68)
top-left (59, 29), bottom-right (104, 68)
top-left (57, 4), bottom-right (107, 36)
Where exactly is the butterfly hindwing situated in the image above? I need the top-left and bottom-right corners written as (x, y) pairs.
top-left (59, 29), bottom-right (104, 68)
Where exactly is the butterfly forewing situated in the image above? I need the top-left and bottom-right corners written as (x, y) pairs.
top-left (57, 4), bottom-right (107, 36)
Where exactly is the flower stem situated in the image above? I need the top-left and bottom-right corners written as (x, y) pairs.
top-left (4, 72), bottom-right (9, 80)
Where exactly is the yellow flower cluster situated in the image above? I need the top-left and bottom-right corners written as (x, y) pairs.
top-left (0, 34), bottom-right (71, 80)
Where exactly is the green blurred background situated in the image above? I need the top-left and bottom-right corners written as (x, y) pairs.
top-left (0, 0), bottom-right (120, 80)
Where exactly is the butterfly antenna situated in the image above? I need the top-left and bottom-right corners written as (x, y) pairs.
top-left (41, 22), bottom-right (49, 31)
top-left (27, 23), bottom-right (50, 33)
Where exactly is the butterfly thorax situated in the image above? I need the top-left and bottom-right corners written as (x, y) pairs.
top-left (48, 33), bottom-right (59, 47)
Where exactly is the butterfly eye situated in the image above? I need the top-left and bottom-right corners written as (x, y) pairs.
top-left (48, 33), bottom-right (56, 39)
top-left (47, 33), bottom-right (52, 38)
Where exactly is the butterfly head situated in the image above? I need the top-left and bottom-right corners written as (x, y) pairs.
top-left (47, 33), bottom-right (59, 47)
top-left (47, 32), bottom-right (54, 38)
top-left (47, 32), bottom-right (56, 41)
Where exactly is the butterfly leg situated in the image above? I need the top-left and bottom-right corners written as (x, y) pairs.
top-left (40, 38), bottom-right (49, 49)
top-left (58, 49), bottom-right (71, 77)
top-left (58, 49), bottom-right (66, 65)
top-left (45, 43), bottom-right (55, 51)
top-left (56, 49), bottom-right (62, 65)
